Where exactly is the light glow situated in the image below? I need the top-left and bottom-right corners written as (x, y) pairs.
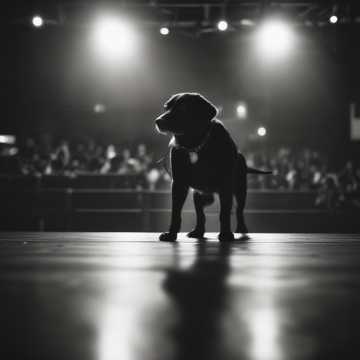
top-left (160, 27), bottom-right (170, 35)
top-left (256, 20), bottom-right (294, 59)
top-left (32, 15), bottom-right (44, 28)
top-left (217, 20), bottom-right (228, 31)
top-left (94, 103), bottom-right (106, 113)
top-left (240, 19), bottom-right (256, 27)
top-left (250, 308), bottom-right (281, 360)
top-left (0, 135), bottom-right (16, 144)
top-left (94, 16), bottom-right (138, 61)
top-left (257, 126), bottom-right (267, 137)
top-left (329, 15), bottom-right (338, 24)
top-left (236, 102), bottom-right (248, 119)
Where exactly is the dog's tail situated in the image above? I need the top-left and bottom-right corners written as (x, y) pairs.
top-left (237, 153), bottom-right (272, 175)
top-left (246, 166), bottom-right (272, 175)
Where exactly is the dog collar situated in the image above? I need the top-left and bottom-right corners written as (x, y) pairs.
top-left (169, 120), bottom-right (215, 155)
top-left (169, 121), bottom-right (215, 164)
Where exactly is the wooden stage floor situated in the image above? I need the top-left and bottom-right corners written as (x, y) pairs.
top-left (1, 232), bottom-right (360, 360)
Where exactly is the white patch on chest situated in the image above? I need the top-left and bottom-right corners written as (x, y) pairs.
top-left (189, 152), bottom-right (199, 164)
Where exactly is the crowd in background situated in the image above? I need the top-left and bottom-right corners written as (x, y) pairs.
top-left (0, 136), bottom-right (359, 208)
top-left (0, 136), bottom-right (172, 190)
top-left (244, 147), bottom-right (360, 209)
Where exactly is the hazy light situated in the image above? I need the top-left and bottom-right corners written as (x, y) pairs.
top-left (32, 15), bottom-right (44, 28)
top-left (94, 16), bottom-right (138, 61)
top-left (160, 27), bottom-right (170, 35)
top-left (217, 20), bottom-right (228, 31)
top-left (0, 135), bottom-right (16, 144)
top-left (329, 15), bottom-right (338, 24)
top-left (147, 168), bottom-right (161, 184)
top-left (251, 308), bottom-right (280, 360)
top-left (240, 19), bottom-right (256, 27)
top-left (236, 102), bottom-right (248, 119)
top-left (94, 103), bottom-right (106, 113)
top-left (257, 126), bottom-right (267, 137)
top-left (256, 20), bottom-right (293, 59)
top-left (106, 145), bottom-right (116, 159)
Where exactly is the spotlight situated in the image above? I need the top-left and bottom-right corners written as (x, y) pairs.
top-left (256, 20), bottom-right (293, 59)
top-left (217, 20), bottom-right (228, 31)
top-left (32, 15), bottom-right (44, 28)
top-left (94, 16), bottom-right (138, 61)
top-left (257, 126), bottom-right (267, 137)
top-left (160, 27), bottom-right (170, 35)
top-left (329, 15), bottom-right (338, 24)
top-left (236, 102), bottom-right (247, 119)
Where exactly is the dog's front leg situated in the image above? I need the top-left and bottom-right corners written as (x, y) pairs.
top-left (218, 188), bottom-right (235, 242)
top-left (159, 181), bottom-right (189, 242)
top-left (187, 192), bottom-right (214, 238)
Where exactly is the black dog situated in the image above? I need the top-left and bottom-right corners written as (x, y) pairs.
top-left (155, 93), bottom-right (271, 242)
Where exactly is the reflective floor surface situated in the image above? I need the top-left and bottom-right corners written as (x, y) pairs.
top-left (1, 232), bottom-right (360, 360)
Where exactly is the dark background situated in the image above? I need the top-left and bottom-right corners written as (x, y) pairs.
top-left (1, 1), bottom-right (360, 165)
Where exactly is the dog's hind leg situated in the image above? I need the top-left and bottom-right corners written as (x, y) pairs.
top-left (235, 154), bottom-right (249, 234)
top-left (187, 191), bottom-right (214, 239)
top-left (218, 187), bottom-right (235, 241)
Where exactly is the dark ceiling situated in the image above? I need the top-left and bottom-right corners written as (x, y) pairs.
top-left (4, 1), bottom-right (360, 34)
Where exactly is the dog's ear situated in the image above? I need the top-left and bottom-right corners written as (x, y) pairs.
top-left (191, 93), bottom-right (218, 124)
top-left (165, 93), bottom-right (183, 110)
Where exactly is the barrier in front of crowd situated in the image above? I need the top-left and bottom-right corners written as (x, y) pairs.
top-left (1, 179), bottom-right (359, 232)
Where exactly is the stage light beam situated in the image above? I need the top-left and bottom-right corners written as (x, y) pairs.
top-left (32, 15), bottom-right (44, 28)
top-left (256, 20), bottom-right (293, 59)
top-left (217, 20), bottom-right (228, 31)
top-left (94, 16), bottom-right (138, 61)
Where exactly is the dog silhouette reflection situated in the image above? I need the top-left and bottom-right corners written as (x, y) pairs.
top-left (162, 242), bottom-right (232, 360)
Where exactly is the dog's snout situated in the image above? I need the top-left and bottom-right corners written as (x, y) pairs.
top-left (155, 115), bottom-right (166, 133)
top-left (155, 111), bottom-right (168, 122)
top-left (155, 112), bottom-right (169, 131)
top-left (155, 117), bottom-right (163, 129)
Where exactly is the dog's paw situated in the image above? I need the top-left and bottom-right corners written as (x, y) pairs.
top-left (159, 232), bottom-right (177, 242)
top-left (218, 232), bottom-right (235, 242)
top-left (187, 229), bottom-right (205, 239)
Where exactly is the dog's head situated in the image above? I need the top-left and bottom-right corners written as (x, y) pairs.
top-left (155, 93), bottom-right (218, 136)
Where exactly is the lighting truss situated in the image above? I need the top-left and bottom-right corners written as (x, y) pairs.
top-left (14, 1), bottom-right (360, 33)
